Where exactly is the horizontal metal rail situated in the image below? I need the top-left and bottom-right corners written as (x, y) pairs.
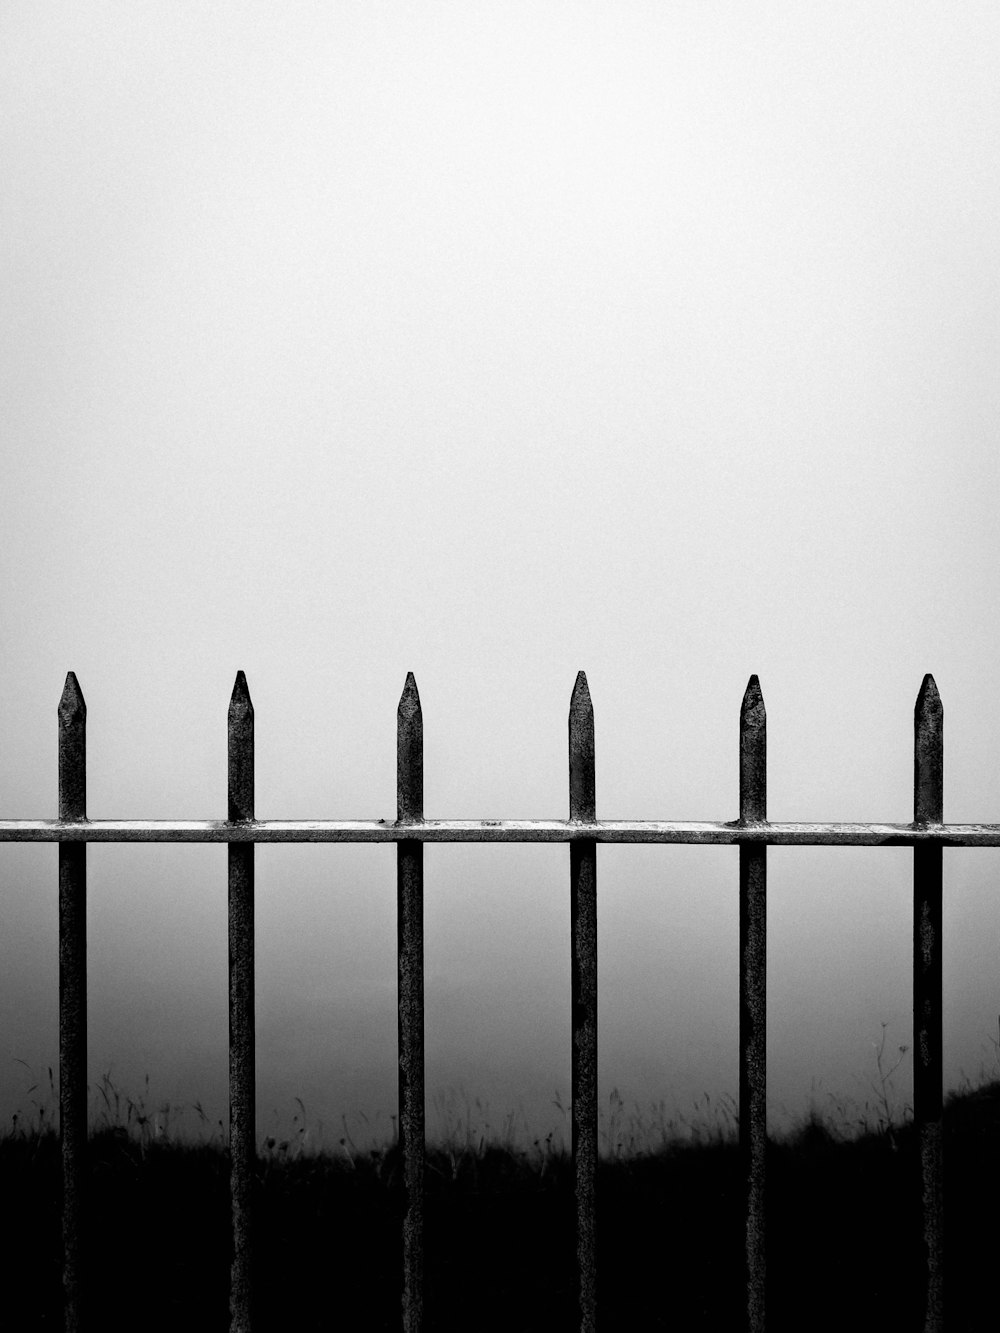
top-left (3, 818), bottom-right (1000, 845)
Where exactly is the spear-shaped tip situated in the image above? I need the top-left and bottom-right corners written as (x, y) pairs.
top-left (739, 675), bottom-right (766, 821)
top-left (57, 672), bottom-right (86, 724)
top-left (397, 671), bottom-right (422, 720)
top-left (914, 673), bottom-right (943, 823)
top-left (915, 673), bottom-right (942, 723)
top-left (397, 672), bottom-right (422, 821)
top-left (569, 670), bottom-right (593, 716)
top-left (568, 671), bottom-right (595, 819)
top-left (228, 669), bottom-right (253, 719)
top-left (58, 672), bottom-right (86, 818)
top-left (740, 674), bottom-right (765, 730)
top-left (228, 671), bottom-right (254, 820)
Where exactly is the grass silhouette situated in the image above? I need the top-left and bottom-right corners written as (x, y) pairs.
top-left (2, 1067), bottom-right (999, 1330)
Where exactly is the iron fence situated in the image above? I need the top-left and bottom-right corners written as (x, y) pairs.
top-left (2, 669), bottom-right (998, 1332)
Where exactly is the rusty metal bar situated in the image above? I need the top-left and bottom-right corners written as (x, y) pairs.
top-left (739, 675), bottom-right (767, 1333)
top-left (58, 672), bottom-right (87, 1333)
top-left (569, 671), bottom-right (597, 1333)
top-left (913, 674), bottom-right (943, 1332)
top-left (12, 819), bottom-right (1000, 846)
top-left (228, 671), bottom-right (256, 1333)
top-left (397, 673), bottom-right (424, 1332)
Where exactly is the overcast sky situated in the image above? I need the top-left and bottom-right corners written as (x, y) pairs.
top-left (2, 2), bottom-right (999, 1148)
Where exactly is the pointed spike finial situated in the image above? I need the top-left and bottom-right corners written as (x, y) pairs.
top-left (570, 670), bottom-right (593, 714)
top-left (397, 673), bottom-right (423, 822)
top-left (739, 675), bottom-right (766, 822)
top-left (740, 674), bottom-right (765, 728)
top-left (569, 671), bottom-right (595, 821)
top-left (229, 670), bottom-right (253, 719)
top-left (58, 672), bottom-right (86, 820)
top-left (398, 671), bottom-right (422, 719)
top-left (228, 671), bottom-right (254, 822)
top-left (58, 672), bottom-right (87, 722)
top-left (915, 673), bottom-right (942, 717)
top-left (914, 673), bottom-right (943, 824)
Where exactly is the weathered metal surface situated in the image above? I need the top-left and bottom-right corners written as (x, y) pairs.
top-left (914, 675), bottom-right (944, 828)
top-left (739, 676), bottom-right (767, 1333)
top-left (58, 672), bottom-right (87, 1333)
top-left (397, 673), bottom-right (425, 1332)
top-left (228, 673), bottom-right (255, 1333)
top-left (569, 672), bottom-right (597, 1333)
top-left (11, 818), bottom-right (1000, 845)
top-left (229, 671), bottom-right (254, 825)
top-left (569, 671), bottom-right (596, 822)
top-left (913, 675), bottom-right (943, 1332)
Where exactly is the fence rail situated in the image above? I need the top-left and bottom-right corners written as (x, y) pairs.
top-left (5, 819), bottom-right (1000, 844)
top-left (0, 669), bottom-right (989, 1331)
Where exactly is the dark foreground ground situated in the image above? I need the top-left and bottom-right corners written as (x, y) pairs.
top-left (2, 1081), bottom-right (999, 1331)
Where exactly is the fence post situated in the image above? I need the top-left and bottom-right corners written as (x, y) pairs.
top-left (397, 673), bottom-right (425, 1332)
top-left (913, 674), bottom-right (943, 1332)
top-left (58, 672), bottom-right (87, 1333)
top-left (569, 671), bottom-right (597, 1333)
top-left (739, 675), bottom-right (766, 1333)
top-left (228, 671), bottom-right (255, 1333)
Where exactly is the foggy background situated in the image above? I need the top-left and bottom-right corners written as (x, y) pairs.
top-left (2, 2), bottom-right (999, 1150)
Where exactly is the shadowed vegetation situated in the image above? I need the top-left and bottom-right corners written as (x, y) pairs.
top-left (2, 1072), bottom-right (999, 1330)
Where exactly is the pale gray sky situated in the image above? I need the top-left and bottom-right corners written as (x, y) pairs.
top-left (2, 2), bottom-right (999, 1146)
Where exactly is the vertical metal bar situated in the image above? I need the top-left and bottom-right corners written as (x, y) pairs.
top-left (228, 671), bottom-right (255, 1333)
top-left (739, 675), bottom-right (767, 1333)
top-left (58, 672), bottom-right (87, 1333)
top-left (913, 673), bottom-right (943, 1332)
top-left (397, 672), bottom-right (425, 1333)
top-left (569, 671), bottom-right (597, 1333)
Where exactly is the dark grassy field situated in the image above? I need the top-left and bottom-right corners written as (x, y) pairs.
top-left (2, 1080), bottom-right (998, 1331)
